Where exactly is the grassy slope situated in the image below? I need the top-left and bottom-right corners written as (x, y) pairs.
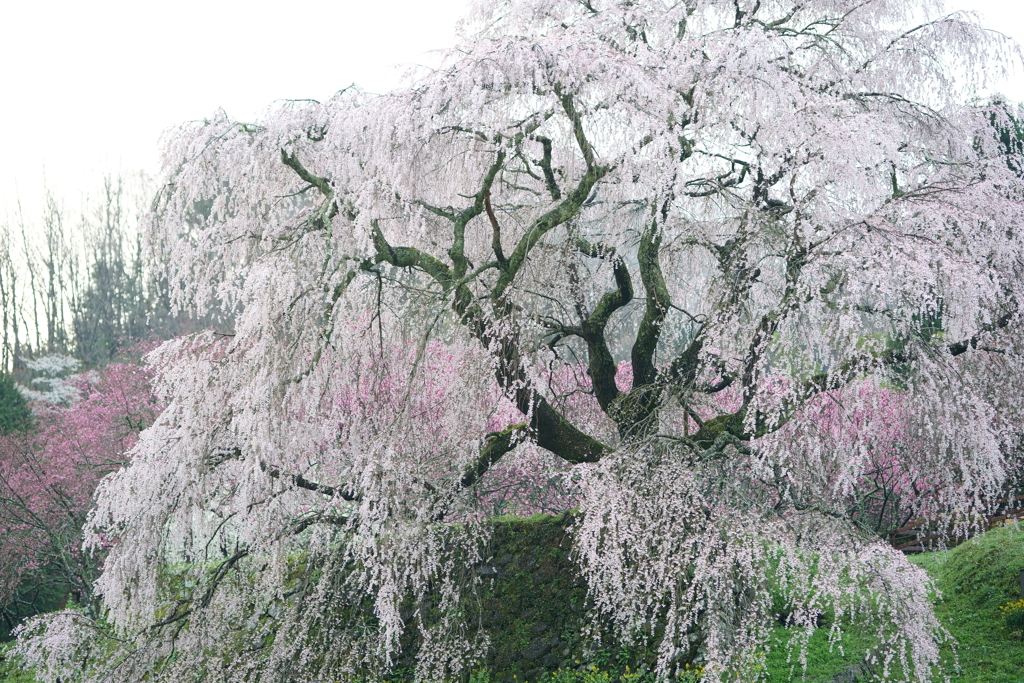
top-left (906, 526), bottom-right (1024, 683)
top-left (765, 624), bottom-right (872, 682)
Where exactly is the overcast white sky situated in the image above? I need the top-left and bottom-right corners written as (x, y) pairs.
top-left (1, 0), bottom-right (1021, 222)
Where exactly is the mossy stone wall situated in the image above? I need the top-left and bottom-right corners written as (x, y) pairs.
top-left (395, 515), bottom-right (656, 683)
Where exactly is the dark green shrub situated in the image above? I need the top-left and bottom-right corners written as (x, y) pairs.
top-left (0, 373), bottom-right (32, 435)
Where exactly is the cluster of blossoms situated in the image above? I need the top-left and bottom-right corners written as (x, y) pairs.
top-left (0, 360), bottom-right (160, 617)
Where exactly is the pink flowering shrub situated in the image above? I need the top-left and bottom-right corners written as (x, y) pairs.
top-left (794, 381), bottom-right (929, 533)
top-left (694, 375), bottom-right (931, 534)
top-left (0, 361), bottom-right (160, 619)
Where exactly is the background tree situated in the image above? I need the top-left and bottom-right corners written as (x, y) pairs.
top-left (16, 1), bottom-right (1024, 682)
top-left (0, 173), bottom-right (194, 376)
top-left (0, 360), bottom-right (159, 638)
top-left (0, 175), bottom-right (218, 643)
top-left (0, 374), bottom-right (31, 436)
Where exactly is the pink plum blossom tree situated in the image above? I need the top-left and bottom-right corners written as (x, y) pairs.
top-left (0, 361), bottom-right (159, 629)
top-left (15, 1), bottom-right (1024, 681)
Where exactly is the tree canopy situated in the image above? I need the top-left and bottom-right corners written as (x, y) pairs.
top-left (16, 1), bottom-right (1024, 681)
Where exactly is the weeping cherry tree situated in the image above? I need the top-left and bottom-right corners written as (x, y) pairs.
top-left (16, 0), bottom-right (1024, 681)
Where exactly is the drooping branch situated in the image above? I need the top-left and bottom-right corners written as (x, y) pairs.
top-left (699, 301), bottom-right (1019, 448)
top-left (948, 309), bottom-right (1016, 356)
top-left (150, 547), bottom-right (250, 630)
top-left (805, 306), bottom-right (1018, 397)
top-left (259, 460), bottom-right (359, 501)
top-left (739, 243), bottom-right (807, 401)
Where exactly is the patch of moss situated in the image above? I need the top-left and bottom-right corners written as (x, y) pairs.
top-left (393, 514), bottom-right (661, 683)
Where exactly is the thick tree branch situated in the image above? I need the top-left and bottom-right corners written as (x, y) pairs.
top-left (459, 423), bottom-right (529, 489)
top-left (449, 151), bottom-right (506, 279)
top-left (484, 190), bottom-right (507, 268)
top-left (631, 217), bottom-right (671, 387)
top-left (473, 321), bottom-right (608, 464)
top-left (600, 216), bottom-right (675, 439)
top-left (280, 149), bottom-right (332, 197)
top-left (372, 220), bottom-right (453, 284)
top-left (493, 90), bottom-right (610, 300)
top-left (532, 135), bottom-right (562, 201)
top-left (279, 149), bottom-right (338, 230)
top-left (583, 257), bottom-right (633, 414)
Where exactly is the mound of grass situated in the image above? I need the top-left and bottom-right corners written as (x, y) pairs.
top-left (905, 524), bottom-right (1024, 683)
top-left (762, 524), bottom-right (1024, 682)
top-left (933, 522), bottom-right (1024, 608)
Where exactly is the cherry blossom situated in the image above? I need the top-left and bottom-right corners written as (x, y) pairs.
top-left (15, 1), bottom-right (1024, 681)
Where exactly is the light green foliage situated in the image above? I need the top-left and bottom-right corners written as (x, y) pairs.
top-left (547, 667), bottom-right (613, 683)
top-left (466, 663), bottom-right (703, 683)
top-left (673, 664), bottom-right (704, 682)
top-left (0, 643), bottom-right (35, 683)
